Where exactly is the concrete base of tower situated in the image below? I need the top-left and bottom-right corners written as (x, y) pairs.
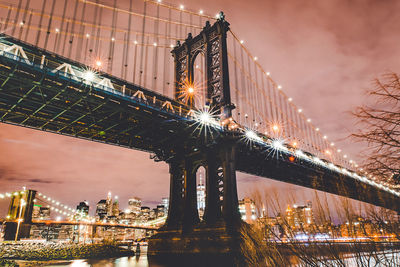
top-left (148, 222), bottom-right (249, 266)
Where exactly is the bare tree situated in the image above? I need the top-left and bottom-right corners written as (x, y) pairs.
top-left (352, 72), bottom-right (400, 185)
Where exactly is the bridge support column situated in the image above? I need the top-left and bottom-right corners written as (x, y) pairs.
top-left (163, 159), bottom-right (184, 230)
top-left (203, 151), bottom-right (222, 225)
top-left (221, 142), bottom-right (241, 227)
top-left (148, 141), bottom-right (243, 263)
top-left (182, 159), bottom-right (200, 232)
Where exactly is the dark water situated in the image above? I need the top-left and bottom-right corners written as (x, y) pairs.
top-left (18, 255), bottom-right (237, 267)
top-left (18, 255), bottom-right (158, 267)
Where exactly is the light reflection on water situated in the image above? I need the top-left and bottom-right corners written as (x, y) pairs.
top-left (37, 255), bottom-right (154, 267)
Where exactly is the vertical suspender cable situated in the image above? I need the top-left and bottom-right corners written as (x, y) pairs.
top-left (94, 0), bottom-right (103, 61)
top-left (138, 0), bottom-right (147, 86)
top-left (152, 3), bottom-right (160, 92)
top-left (61, 21), bottom-right (70, 57)
top-left (143, 36), bottom-right (149, 88)
top-left (67, 0), bottom-right (79, 59)
top-left (107, 0), bottom-right (117, 74)
top-left (123, 0), bottom-right (133, 80)
top-left (18, 0), bottom-right (31, 40)
top-left (232, 37), bottom-right (239, 120)
top-left (35, 0), bottom-right (47, 47)
top-left (133, 33), bottom-right (138, 84)
top-left (3, 6), bottom-right (12, 33)
top-left (43, 0), bottom-right (57, 51)
top-left (88, 1), bottom-right (99, 66)
top-left (24, 12), bottom-right (33, 43)
top-left (162, 7), bottom-right (172, 96)
top-left (75, 0), bottom-right (87, 62)
top-left (55, 0), bottom-right (68, 54)
top-left (11, 0), bottom-right (23, 36)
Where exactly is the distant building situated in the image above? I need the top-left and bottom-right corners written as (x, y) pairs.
top-left (32, 205), bottom-right (51, 220)
top-left (112, 197), bottom-right (120, 217)
top-left (239, 198), bottom-right (257, 224)
top-left (285, 201), bottom-right (313, 230)
top-left (161, 197), bottom-right (169, 213)
top-left (106, 192), bottom-right (113, 217)
top-left (128, 197), bottom-right (141, 215)
top-left (76, 201), bottom-right (89, 216)
top-left (197, 172), bottom-right (206, 219)
top-left (140, 206), bottom-right (151, 222)
top-left (95, 200), bottom-right (107, 221)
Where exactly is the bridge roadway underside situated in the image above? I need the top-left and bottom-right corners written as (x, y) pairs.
top-left (236, 142), bottom-right (400, 213)
top-left (0, 50), bottom-right (192, 154)
top-left (0, 36), bottom-right (399, 215)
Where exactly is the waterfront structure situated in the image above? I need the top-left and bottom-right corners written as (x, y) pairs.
top-left (197, 173), bottom-right (206, 219)
top-left (128, 197), bottom-right (142, 215)
top-left (239, 198), bottom-right (257, 224)
top-left (106, 192), bottom-right (113, 217)
top-left (76, 201), bottom-right (89, 217)
top-left (95, 200), bottom-right (107, 221)
top-left (33, 206), bottom-right (51, 221)
top-left (285, 201), bottom-right (314, 231)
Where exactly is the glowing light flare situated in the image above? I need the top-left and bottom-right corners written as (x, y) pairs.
top-left (291, 141), bottom-right (298, 148)
top-left (271, 139), bottom-right (285, 150)
top-left (82, 70), bottom-right (96, 82)
top-left (95, 60), bottom-right (102, 67)
top-left (199, 111), bottom-right (211, 124)
top-left (272, 124), bottom-right (280, 132)
top-left (245, 130), bottom-right (259, 140)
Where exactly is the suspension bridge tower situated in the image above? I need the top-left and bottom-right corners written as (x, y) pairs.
top-left (3, 189), bottom-right (36, 240)
top-left (148, 14), bottom-right (245, 261)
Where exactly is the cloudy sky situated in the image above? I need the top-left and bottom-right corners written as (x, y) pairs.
top-left (1, 0), bottom-right (399, 218)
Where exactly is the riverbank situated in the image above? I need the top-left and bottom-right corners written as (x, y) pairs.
top-left (0, 242), bottom-right (134, 261)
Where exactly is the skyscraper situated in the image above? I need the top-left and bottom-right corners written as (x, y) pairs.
top-left (106, 191), bottom-right (113, 217)
top-left (239, 198), bottom-right (257, 224)
top-left (128, 197), bottom-right (141, 215)
top-left (285, 201), bottom-right (314, 230)
top-left (95, 199), bottom-right (107, 221)
top-left (112, 196), bottom-right (119, 217)
top-left (76, 201), bottom-right (89, 216)
top-left (197, 172), bottom-right (205, 219)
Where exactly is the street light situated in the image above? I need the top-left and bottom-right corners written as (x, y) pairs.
top-left (15, 199), bottom-right (26, 241)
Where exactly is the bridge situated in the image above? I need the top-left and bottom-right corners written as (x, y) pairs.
top-left (0, 0), bottom-right (399, 257)
top-left (0, 189), bottom-right (158, 241)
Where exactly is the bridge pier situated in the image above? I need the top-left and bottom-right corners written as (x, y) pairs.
top-left (148, 141), bottom-right (243, 261)
top-left (4, 189), bottom-right (36, 241)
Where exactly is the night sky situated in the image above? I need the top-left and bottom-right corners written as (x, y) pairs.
top-left (1, 0), bottom-right (400, 218)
